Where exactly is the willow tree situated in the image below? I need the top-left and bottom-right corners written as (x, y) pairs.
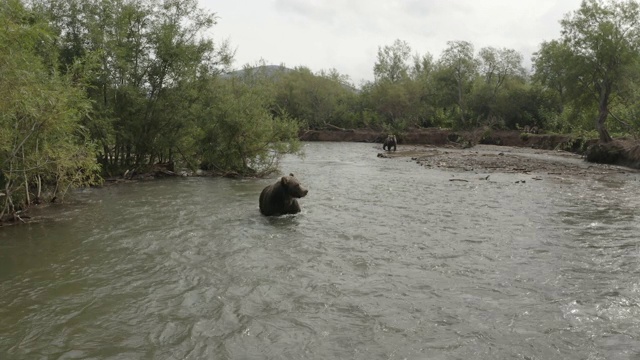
top-left (36, 0), bottom-right (234, 171)
top-left (0, 0), bottom-right (100, 220)
top-left (198, 78), bottom-right (301, 176)
top-left (439, 41), bottom-right (478, 127)
top-left (373, 39), bottom-right (412, 84)
top-left (477, 47), bottom-right (525, 101)
top-left (557, 0), bottom-right (640, 142)
top-left (532, 40), bottom-right (572, 108)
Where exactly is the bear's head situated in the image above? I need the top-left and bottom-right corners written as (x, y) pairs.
top-left (281, 173), bottom-right (308, 198)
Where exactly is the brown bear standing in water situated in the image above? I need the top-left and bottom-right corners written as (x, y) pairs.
top-left (259, 173), bottom-right (308, 216)
top-left (383, 134), bottom-right (397, 151)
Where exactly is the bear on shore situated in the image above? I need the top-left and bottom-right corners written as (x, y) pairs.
top-left (259, 173), bottom-right (308, 216)
top-left (383, 134), bottom-right (397, 151)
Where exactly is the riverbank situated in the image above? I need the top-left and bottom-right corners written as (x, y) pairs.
top-left (300, 128), bottom-right (580, 148)
top-left (300, 127), bottom-right (640, 171)
top-left (3, 128), bottom-right (638, 226)
top-left (377, 144), bottom-right (638, 179)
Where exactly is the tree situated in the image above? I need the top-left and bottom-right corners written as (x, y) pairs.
top-left (558, 0), bottom-right (640, 142)
top-left (406, 53), bottom-right (441, 127)
top-left (478, 47), bottom-right (525, 100)
top-left (410, 52), bottom-right (435, 80)
top-left (532, 40), bottom-right (573, 108)
top-left (373, 39), bottom-right (412, 83)
top-left (439, 41), bottom-right (478, 127)
top-left (367, 81), bottom-right (410, 127)
top-left (37, 0), bottom-right (235, 171)
top-left (271, 67), bottom-right (358, 130)
top-left (0, 0), bottom-right (100, 220)
top-left (198, 78), bottom-right (301, 176)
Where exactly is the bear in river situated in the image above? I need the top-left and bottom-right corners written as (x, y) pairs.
top-left (259, 173), bottom-right (308, 216)
top-left (383, 134), bottom-right (397, 151)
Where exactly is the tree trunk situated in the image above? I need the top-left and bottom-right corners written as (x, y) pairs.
top-left (22, 146), bottom-right (30, 205)
top-left (456, 77), bottom-right (467, 126)
top-left (596, 84), bottom-right (613, 143)
top-left (36, 175), bottom-right (42, 200)
top-left (596, 107), bottom-right (612, 143)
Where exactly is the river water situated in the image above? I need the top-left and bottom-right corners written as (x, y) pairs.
top-left (1, 142), bottom-right (640, 359)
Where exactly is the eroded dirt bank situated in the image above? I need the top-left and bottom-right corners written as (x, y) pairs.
top-left (300, 128), bottom-right (580, 148)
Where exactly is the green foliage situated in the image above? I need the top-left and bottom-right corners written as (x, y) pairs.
top-left (0, 0), bottom-right (100, 218)
top-left (271, 67), bottom-right (359, 130)
top-left (367, 81), bottom-right (410, 124)
top-left (36, 0), bottom-right (234, 172)
top-left (439, 41), bottom-right (478, 128)
top-left (374, 39), bottom-right (412, 83)
top-left (478, 47), bottom-right (526, 96)
top-left (199, 79), bottom-right (301, 176)
top-left (533, 0), bottom-right (640, 142)
top-left (479, 127), bottom-right (496, 143)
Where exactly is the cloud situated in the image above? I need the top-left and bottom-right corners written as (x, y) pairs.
top-left (274, 0), bottom-right (339, 23)
top-left (203, 0), bottom-right (584, 85)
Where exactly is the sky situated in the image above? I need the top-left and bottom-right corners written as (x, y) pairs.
top-left (199, 0), bottom-right (584, 86)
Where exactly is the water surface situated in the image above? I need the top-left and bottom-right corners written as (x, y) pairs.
top-left (1, 142), bottom-right (640, 359)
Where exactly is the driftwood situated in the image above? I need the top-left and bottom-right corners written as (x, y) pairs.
top-left (156, 170), bottom-right (176, 176)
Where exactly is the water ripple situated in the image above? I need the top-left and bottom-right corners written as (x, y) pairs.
top-left (1, 142), bottom-right (640, 359)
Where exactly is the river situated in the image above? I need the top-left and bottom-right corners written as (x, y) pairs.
top-left (1, 142), bottom-right (640, 359)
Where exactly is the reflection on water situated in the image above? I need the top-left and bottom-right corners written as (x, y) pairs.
top-left (1, 142), bottom-right (640, 359)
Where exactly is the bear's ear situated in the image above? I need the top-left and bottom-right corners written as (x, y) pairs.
top-left (281, 176), bottom-right (289, 185)
top-left (289, 173), bottom-right (295, 177)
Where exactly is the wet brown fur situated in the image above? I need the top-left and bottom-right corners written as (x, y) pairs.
top-left (259, 173), bottom-right (308, 216)
top-left (383, 135), bottom-right (397, 151)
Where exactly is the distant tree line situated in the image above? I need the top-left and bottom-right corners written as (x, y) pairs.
top-left (1, 0), bottom-right (640, 220)
top-left (270, 0), bottom-right (640, 142)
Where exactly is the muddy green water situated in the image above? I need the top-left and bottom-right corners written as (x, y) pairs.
top-left (1, 142), bottom-right (640, 359)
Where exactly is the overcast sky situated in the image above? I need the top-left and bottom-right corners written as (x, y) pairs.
top-left (199, 0), bottom-right (583, 86)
